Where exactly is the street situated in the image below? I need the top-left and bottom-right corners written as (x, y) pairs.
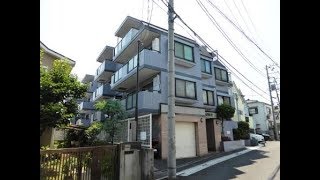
top-left (176, 141), bottom-right (280, 180)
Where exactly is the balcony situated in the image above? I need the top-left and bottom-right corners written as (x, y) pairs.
top-left (79, 101), bottom-right (95, 113)
top-left (96, 46), bottom-right (114, 63)
top-left (114, 28), bottom-right (139, 57)
top-left (113, 28), bottom-right (160, 64)
top-left (110, 49), bottom-right (161, 91)
top-left (94, 60), bottom-right (119, 82)
top-left (120, 90), bottom-right (162, 114)
top-left (92, 83), bottom-right (121, 101)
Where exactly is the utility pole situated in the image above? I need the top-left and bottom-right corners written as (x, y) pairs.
top-left (135, 40), bottom-right (141, 141)
top-left (167, 0), bottom-right (176, 179)
top-left (266, 65), bottom-right (279, 140)
top-left (273, 77), bottom-right (280, 107)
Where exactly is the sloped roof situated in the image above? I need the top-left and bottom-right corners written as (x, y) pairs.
top-left (40, 41), bottom-right (76, 67)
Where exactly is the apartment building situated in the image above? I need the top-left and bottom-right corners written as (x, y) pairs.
top-left (247, 100), bottom-right (273, 135)
top-left (79, 16), bottom-right (234, 158)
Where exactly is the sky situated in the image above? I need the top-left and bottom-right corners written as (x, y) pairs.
top-left (40, 0), bottom-right (280, 104)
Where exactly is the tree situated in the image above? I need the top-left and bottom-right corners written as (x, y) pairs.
top-left (40, 52), bottom-right (87, 136)
top-left (94, 99), bottom-right (127, 144)
top-left (216, 103), bottom-right (235, 140)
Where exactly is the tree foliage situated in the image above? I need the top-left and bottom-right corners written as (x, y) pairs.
top-left (216, 103), bottom-right (235, 140)
top-left (94, 99), bottom-right (127, 144)
top-left (216, 103), bottom-right (235, 120)
top-left (40, 52), bottom-right (87, 136)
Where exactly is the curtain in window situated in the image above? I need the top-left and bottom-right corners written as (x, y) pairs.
top-left (175, 42), bottom-right (184, 59)
top-left (184, 46), bottom-right (193, 61)
top-left (205, 61), bottom-right (211, 73)
top-left (203, 91), bottom-right (207, 104)
top-left (208, 91), bottom-right (214, 105)
top-left (221, 70), bottom-right (228, 81)
top-left (186, 81), bottom-right (195, 98)
top-left (176, 79), bottom-right (186, 97)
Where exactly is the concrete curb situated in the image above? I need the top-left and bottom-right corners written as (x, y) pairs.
top-left (268, 164), bottom-right (280, 180)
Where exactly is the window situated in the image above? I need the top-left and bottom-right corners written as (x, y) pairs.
top-left (201, 59), bottom-right (212, 74)
top-left (266, 108), bottom-right (271, 114)
top-left (126, 93), bottom-right (137, 110)
top-left (175, 79), bottom-right (196, 99)
top-left (245, 117), bottom-right (249, 122)
top-left (174, 41), bottom-right (194, 62)
top-left (217, 95), bottom-right (231, 105)
top-left (215, 67), bottom-right (228, 82)
top-left (249, 107), bottom-right (258, 115)
top-left (127, 55), bottom-right (138, 73)
top-left (203, 90), bottom-right (214, 105)
top-left (128, 58), bottom-right (134, 72)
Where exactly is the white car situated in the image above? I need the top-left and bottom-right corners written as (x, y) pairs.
top-left (250, 133), bottom-right (265, 143)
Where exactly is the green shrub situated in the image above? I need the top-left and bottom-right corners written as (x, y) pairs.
top-left (233, 121), bottom-right (250, 140)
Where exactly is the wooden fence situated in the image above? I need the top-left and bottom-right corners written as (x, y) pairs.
top-left (40, 145), bottom-right (119, 180)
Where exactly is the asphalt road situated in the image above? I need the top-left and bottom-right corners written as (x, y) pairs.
top-left (177, 141), bottom-right (280, 180)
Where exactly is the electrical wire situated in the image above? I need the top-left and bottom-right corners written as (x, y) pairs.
top-left (196, 0), bottom-right (267, 77)
top-left (210, 0), bottom-right (280, 68)
top-left (231, 0), bottom-right (257, 43)
top-left (159, 0), bottom-right (270, 100)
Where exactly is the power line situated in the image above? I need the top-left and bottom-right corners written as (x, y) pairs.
top-left (223, 0), bottom-right (244, 32)
top-left (207, 0), bottom-right (279, 68)
top-left (159, 0), bottom-right (269, 100)
top-left (210, 0), bottom-right (279, 68)
top-left (231, 0), bottom-right (257, 43)
top-left (195, 0), bottom-right (267, 77)
top-left (239, 0), bottom-right (260, 42)
top-left (177, 15), bottom-right (269, 97)
top-left (206, 0), bottom-right (267, 66)
top-left (148, 0), bottom-right (154, 24)
top-left (152, 0), bottom-right (197, 41)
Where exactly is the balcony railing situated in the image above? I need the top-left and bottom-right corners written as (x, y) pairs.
top-left (114, 28), bottom-right (139, 57)
top-left (79, 101), bottom-right (94, 111)
top-left (111, 53), bottom-right (138, 84)
top-left (110, 49), bottom-right (162, 91)
top-left (94, 60), bottom-right (118, 82)
top-left (92, 83), bottom-right (120, 101)
top-left (121, 91), bottom-right (162, 111)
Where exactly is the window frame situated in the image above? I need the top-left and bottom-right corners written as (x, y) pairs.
top-left (175, 78), bottom-right (197, 100)
top-left (201, 59), bottom-right (212, 74)
top-left (174, 41), bottom-right (194, 62)
top-left (249, 107), bottom-right (258, 115)
top-left (214, 67), bottom-right (229, 82)
top-left (217, 95), bottom-right (231, 105)
top-left (126, 93), bottom-right (137, 110)
top-left (203, 89), bottom-right (215, 106)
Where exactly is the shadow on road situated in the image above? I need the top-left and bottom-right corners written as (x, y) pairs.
top-left (176, 149), bottom-right (269, 180)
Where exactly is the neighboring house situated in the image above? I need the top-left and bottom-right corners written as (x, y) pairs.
top-left (40, 41), bottom-right (76, 148)
top-left (231, 81), bottom-right (255, 131)
top-left (40, 41), bottom-right (75, 69)
top-left (247, 100), bottom-right (273, 135)
top-left (78, 16), bottom-right (234, 158)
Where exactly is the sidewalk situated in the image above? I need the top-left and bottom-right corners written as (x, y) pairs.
top-left (154, 148), bottom-right (246, 179)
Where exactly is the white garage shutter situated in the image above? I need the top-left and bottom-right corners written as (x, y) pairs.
top-left (175, 122), bottom-right (196, 158)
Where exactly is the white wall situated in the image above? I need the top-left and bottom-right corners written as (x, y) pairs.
top-left (247, 102), bottom-right (270, 133)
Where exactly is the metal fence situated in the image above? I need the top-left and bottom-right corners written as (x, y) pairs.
top-left (40, 145), bottom-right (119, 180)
